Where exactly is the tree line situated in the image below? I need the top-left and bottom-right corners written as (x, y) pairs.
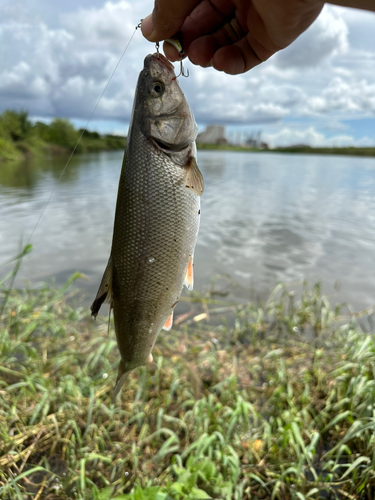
top-left (0, 110), bottom-right (126, 162)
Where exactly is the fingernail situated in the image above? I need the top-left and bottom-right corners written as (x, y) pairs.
top-left (141, 14), bottom-right (153, 38)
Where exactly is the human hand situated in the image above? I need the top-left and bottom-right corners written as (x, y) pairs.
top-left (141, 0), bottom-right (325, 75)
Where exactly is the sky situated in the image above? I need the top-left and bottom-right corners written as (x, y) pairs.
top-left (1, 0), bottom-right (374, 147)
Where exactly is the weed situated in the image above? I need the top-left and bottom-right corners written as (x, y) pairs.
top-left (1, 266), bottom-right (375, 499)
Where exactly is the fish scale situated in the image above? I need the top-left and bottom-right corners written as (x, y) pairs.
top-left (112, 128), bottom-right (199, 313)
top-left (91, 53), bottom-right (204, 397)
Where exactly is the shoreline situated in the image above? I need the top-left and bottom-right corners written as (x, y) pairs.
top-left (197, 143), bottom-right (375, 157)
top-left (3, 144), bottom-right (375, 164)
top-left (1, 276), bottom-right (374, 498)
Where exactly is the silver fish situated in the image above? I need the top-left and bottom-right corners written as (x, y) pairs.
top-left (91, 53), bottom-right (203, 397)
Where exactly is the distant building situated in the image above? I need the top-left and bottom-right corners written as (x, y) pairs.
top-left (245, 138), bottom-right (258, 148)
top-left (197, 125), bottom-right (227, 145)
top-left (245, 130), bottom-right (266, 149)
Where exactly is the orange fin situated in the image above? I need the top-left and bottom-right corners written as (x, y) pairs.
top-left (162, 311), bottom-right (174, 331)
top-left (183, 256), bottom-right (194, 291)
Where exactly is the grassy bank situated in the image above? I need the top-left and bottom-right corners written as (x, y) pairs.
top-left (197, 143), bottom-right (259, 153)
top-left (1, 264), bottom-right (375, 499)
top-left (271, 146), bottom-right (375, 157)
top-left (0, 110), bottom-right (126, 162)
top-left (197, 143), bottom-right (375, 157)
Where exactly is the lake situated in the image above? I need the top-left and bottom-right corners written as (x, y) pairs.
top-left (1, 150), bottom-right (375, 312)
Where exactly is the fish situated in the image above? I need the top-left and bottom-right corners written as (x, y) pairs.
top-left (91, 53), bottom-right (204, 398)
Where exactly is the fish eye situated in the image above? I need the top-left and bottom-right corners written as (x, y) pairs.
top-left (144, 70), bottom-right (149, 77)
top-left (150, 82), bottom-right (164, 97)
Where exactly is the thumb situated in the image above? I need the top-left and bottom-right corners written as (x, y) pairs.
top-left (141, 0), bottom-right (200, 42)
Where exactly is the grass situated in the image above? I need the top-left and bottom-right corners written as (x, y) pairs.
top-left (1, 261), bottom-right (375, 499)
top-left (270, 147), bottom-right (375, 157)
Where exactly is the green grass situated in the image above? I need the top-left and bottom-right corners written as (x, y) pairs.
top-left (1, 264), bottom-right (375, 499)
top-left (196, 143), bottom-right (259, 153)
top-left (271, 147), bottom-right (375, 157)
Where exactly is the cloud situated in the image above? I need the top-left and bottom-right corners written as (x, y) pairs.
top-left (302, 76), bottom-right (375, 117)
top-left (187, 69), bottom-right (292, 124)
top-left (0, 1), bottom-right (151, 119)
top-left (274, 6), bottom-right (348, 68)
top-left (0, 0), bottom-right (374, 146)
top-left (263, 125), bottom-right (365, 148)
top-left (61, 1), bottom-right (135, 50)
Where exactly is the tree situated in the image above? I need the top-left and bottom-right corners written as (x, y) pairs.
top-left (1, 110), bottom-right (31, 142)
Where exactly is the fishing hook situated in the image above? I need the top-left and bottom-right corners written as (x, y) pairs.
top-left (176, 54), bottom-right (189, 78)
top-left (155, 42), bottom-right (160, 55)
top-left (165, 36), bottom-right (189, 78)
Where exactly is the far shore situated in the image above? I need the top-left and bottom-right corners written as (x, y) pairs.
top-left (1, 110), bottom-right (374, 162)
top-left (3, 143), bottom-right (374, 164)
top-left (197, 143), bottom-right (375, 157)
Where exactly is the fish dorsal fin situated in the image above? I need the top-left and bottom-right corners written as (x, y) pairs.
top-left (162, 310), bottom-right (174, 331)
top-left (183, 256), bottom-right (194, 290)
top-left (184, 157), bottom-right (204, 196)
top-left (90, 257), bottom-right (113, 318)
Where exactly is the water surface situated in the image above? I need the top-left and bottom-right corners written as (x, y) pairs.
top-left (1, 150), bottom-right (375, 311)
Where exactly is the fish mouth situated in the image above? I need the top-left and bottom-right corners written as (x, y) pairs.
top-left (151, 53), bottom-right (175, 72)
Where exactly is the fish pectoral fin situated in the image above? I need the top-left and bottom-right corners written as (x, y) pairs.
top-left (183, 256), bottom-right (194, 291)
top-left (162, 310), bottom-right (174, 331)
top-left (184, 157), bottom-right (204, 196)
top-left (90, 257), bottom-right (113, 318)
top-left (113, 360), bottom-right (130, 401)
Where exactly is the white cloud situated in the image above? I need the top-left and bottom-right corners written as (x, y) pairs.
top-left (0, 0), bottom-right (153, 119)
top-left (0, 0), bottom-right (374, 146)
top-left (274, 5), bottom-right (348, 68)
top-left (263, 126), bottom-right (364, 148)
top-left (61, 1), bottom-right (135, 50)
top-left (301, 76), bottom-right (375, 117)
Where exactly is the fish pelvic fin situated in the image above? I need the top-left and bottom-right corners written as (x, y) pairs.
top-left (90, 257), bottom-right (113, 318)
top-left (113, 359), bottom-right (130, 401)
top-left (184, 157), bottom-right (204, 196)
top-left (183, 255), bottom-right (194, 290)
top-left (147, 353), bottom-right (158, 370)
top-left (162, 310), bottom-right (174, 331)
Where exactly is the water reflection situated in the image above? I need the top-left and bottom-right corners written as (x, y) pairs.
top-left (1, 150), bottom-right (375, 311)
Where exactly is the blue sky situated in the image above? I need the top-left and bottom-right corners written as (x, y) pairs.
top-left (1, 0), bottom-right (374, 147)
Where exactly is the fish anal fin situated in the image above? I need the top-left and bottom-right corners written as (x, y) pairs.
top-left (184, 157), bottom-right (204, 196)
top-left (183, 256), bottom-right (194, 291)
top-left (163, 310), bottom-right (174, 331)
top-left (90, 257), bottom-right (113, 318)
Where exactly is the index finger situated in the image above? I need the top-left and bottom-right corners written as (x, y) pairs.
top-left (141, 0), bottom-right (201, 42)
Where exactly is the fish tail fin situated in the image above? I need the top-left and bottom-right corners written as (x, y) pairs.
top-left (112, 359), bottom-right (130, 401)
top-left (90, 257), bottom-right (113, 318)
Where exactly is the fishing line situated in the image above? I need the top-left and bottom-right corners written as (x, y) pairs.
top-left (25, 23), bottom-right (142, 247)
